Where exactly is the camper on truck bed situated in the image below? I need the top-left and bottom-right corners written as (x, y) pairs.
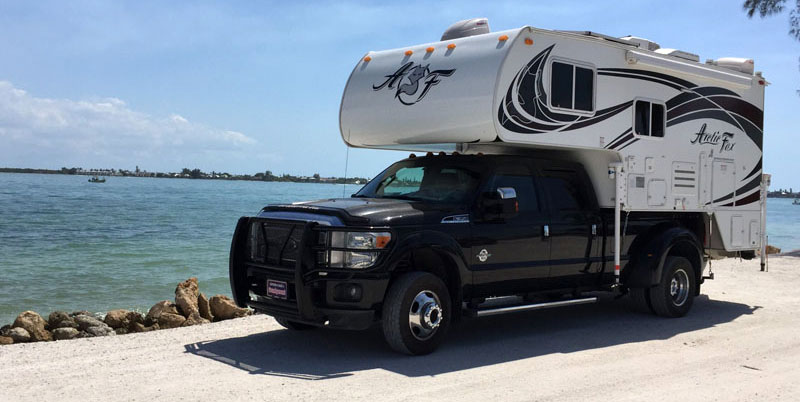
top-left (229, 18), bottom-right (768, 355)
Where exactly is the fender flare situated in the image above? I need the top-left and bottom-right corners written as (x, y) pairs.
top-left (384, 230), bottom-right (470, 305)
top-left (625, 226), bottom-right (703, 288)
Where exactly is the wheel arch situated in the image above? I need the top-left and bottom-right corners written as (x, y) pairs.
top-left (384, 230), bottom-right (469, 320)
top-left (625, 225), bottom-right (704, 291)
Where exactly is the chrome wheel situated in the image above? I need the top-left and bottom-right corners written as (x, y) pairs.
top-left (670, 268), bottom-right (690, 307)
top-left (408, 290), bottom-right (442, 341)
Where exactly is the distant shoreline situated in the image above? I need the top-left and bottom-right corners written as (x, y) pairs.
top-left (0, 167), bottom-right (369, 185)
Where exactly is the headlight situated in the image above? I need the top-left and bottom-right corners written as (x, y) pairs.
top-left (323, 231), bottom-right (391, 269)
top-left (330, 231), bottom-right (391, 250)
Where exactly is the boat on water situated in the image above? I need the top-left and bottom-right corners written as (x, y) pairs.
top-left (793, 198), bottom-right (799, 205)
top-left (88, 176), bottom-right (106, 183)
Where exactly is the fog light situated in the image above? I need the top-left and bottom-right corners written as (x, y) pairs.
top-left (334, 283), bottom-right (363, 302)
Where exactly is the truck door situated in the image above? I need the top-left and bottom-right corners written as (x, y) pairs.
top-left (539, 167), bottom-right (600, 286)
top-left (470, 160), bottom-right (550, 296)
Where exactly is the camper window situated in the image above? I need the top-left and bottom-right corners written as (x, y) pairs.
top-left (549, 60), bottom-right (595, 113)
top-left (634, 100), bottom-right (666, 138)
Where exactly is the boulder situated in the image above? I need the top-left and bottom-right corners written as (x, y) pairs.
top-left (70, 310), bottom-right (92, 317)
top-left (145, 301), bottom-right (181, 326)
top-left (73, 315), bottom-right (105, 331)
top-left (209, 295), bottom-right (250, 321)
top-left (104, 309), bottom-right (132, 329)
top-left (0, 336), bottom-right (12, 345)
top-left (114, 328), bottom-right (129, 335)
top-left (175, 277), bottom-right (200, 318)
top-left (181, 312), bottom-right (210, 327)
top-left (766, 245), bottom-right (781, 255)
top-left (0, 324), bottom-right (10, 337)
top-left (198, 293), bottom-right (213, 321)
top-left (13, 311), bottom-right (52, 342)
top-left (158, 312), bottom-right (186, 329)
top-left (125, 311), bottom-right (144, 329)
top-left (8, 327), bottom-right (31, 343)
top-left (85, 325), bottom-right (115, 337)
top-left (129, 322), bottom-right (159, 333)
top-left (48, 311), bottom-right (78, 329)
top-left (52, 327), bottom-right (79, 341)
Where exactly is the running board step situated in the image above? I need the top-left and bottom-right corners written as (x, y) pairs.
top-left (466, 297), bottom-right (598, 317)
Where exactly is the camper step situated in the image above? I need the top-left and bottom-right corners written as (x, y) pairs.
top-left (465, 296), bottom-right (598, 318)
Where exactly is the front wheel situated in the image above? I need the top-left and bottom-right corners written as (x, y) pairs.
top-left (649, 256), bottom-right (696, 317)
top-left (382, 272), bottom-right (451, 355)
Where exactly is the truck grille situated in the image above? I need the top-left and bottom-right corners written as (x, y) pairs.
top-left (248, 220), bottom-right (304, 268)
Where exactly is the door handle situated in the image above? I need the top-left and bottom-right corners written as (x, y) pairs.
top-left (544, 225), bottom-right (550, 238)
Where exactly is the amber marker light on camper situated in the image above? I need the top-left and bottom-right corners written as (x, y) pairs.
top-left (405, 50), bottom-right (413, 56)
top-left (363, 56), bottom-right (371, 62)
top-left (525, 38), bottom-right (533, 45)
top-left (498, 35), bottom-right (509, 41)
top-left (447, 43), bottom-right (456, 50)
top-left (426, 47), bottom-right (434, 53)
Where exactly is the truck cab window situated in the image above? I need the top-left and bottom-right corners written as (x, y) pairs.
top-left (356, 159), bottom-right (481, 203)
top-left (634, 100), bottom-right (666, 137)
top-left (540, 170), bottom-right (589, 212)
top-left (485, 163), bottom-right (539, 215)
top-left (551, 61), bottom-right (595, 112)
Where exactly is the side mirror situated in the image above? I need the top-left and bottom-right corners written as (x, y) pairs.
top-left (477, 187), bottom-right (518, 222)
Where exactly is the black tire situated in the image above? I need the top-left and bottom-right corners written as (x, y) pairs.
top-left (382, 272), bottom-right (451, 355)
top-left (629, 287), bottom-right (654, 314)
top-left (649, 256), bottom-right (696, 317)
top-left (275, 317), bottom-right (316, 331)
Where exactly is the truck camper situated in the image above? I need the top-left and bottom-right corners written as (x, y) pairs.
top-left (230, 18), bottom-right (769, 354)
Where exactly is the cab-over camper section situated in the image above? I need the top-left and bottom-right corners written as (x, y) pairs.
top-left (340, 23), bottom-right (767, 256)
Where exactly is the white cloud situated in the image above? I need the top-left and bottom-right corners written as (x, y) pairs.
top-left (0, 80), bottom-right (262, 171)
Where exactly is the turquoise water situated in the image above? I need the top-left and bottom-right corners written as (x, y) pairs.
top-left (0, 173), bottom-right (360, 325)
top-left (0, 173), bottom-right (798, 325)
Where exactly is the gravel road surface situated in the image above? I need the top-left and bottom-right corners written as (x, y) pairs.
top-left (1, 257), bottom-right (798, 401)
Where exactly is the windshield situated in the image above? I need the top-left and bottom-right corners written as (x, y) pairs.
top-left (355, 158), bottom-right (482, 203)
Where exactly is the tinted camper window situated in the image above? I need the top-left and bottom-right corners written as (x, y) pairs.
top-left (634, 100), bottom-right (666, 138)
top-left (550, 61), bottom-right (595, 113)
top-left (551, 62), bottom-right (573, 109)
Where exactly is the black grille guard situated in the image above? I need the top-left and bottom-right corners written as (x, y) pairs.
top-left (229, 217), bottom-right (319, 321)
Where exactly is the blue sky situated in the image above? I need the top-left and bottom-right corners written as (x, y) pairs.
top-left (0, 0), bottom-right (798, 188)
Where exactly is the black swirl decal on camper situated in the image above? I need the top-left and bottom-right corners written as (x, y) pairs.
top-left (373, 62), bottom-right (455, 105)
top-left (498, 45), bottom-right (632, 134)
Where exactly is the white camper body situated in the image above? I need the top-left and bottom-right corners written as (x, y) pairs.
top-left (340, 26), bottom-right (766, 255)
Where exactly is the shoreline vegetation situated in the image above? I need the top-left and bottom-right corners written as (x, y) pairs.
top-left (0, 166), bottom-right (369, 185)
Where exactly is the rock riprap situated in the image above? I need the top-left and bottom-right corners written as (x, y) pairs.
top-left (209, 295), bottom-right (251, 320)
top-left (48, 311), bottom-right (78, 329)
top-left (8, 327), bottom-right (31, 343)
top-left (175, 277), bottom-right (200, 318)
top-left (0, 277), bottom-right (251, 346)
top-left (52, 327), bottom-right (79, 340)
top-left (13, 311), bottom-right (52, 342)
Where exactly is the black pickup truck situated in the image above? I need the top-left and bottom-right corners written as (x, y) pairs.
top-left (229, 153), bottom-right (708, 355)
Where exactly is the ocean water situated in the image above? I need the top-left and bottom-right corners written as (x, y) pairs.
top-left (0, 173), bottom-right (798, 325)
top-left (0, 173), bottom-right (361, 325)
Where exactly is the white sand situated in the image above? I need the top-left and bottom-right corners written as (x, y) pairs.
top-left (1, 257), bottom-right (799, 401)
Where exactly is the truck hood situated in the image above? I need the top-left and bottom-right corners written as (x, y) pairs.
top-left (259, 198), bottom-right (468, 226)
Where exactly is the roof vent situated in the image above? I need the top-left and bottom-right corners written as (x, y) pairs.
top-left (441, 18), bottom-right (490, 41)
top-left (655, 48), bottom-right (700, 62)
top-left (706, 57), bottom-right (755, 75)
top-left (619, 36), bottom-right (660, 51)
